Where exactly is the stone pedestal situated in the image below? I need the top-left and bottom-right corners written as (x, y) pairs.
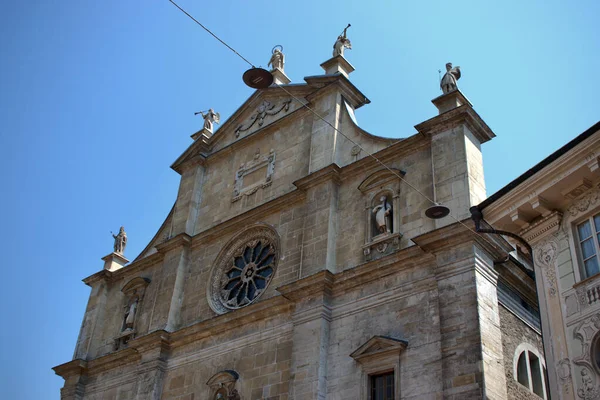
top-left (320, 55), bottom-right (355, 78)
top-left (191, 127), bottom-right (212, 141)
top-left (270, 67), bottom-right (290, 85)
top-left (102, 252), bottom-right (129, 272)
top-left (431, 89), bottom-right (472, 114)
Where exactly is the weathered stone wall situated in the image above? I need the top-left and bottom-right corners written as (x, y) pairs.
top-left (193, 111), bottom-right (312, 235)
top-left (499, 305), bottom-right (545, 400)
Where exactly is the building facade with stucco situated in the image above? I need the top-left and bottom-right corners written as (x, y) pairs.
top-left (54, 49), bottom-right (548, 400)
top-left (473, 120), bottom-right (600, 400)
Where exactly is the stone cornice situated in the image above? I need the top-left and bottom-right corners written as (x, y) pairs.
top-left (483, 132), bottom-right (600, 224)
top-left (86, 348), bottom-right (140, 375)
top-left (191, 190), bottom-right (306, 248)
top-left (155, 233), bottom-right (191, 254)
top-left (169, 296), bottom-right (292, 348)
top-left (82, 269), bottom-right (112, 286)
top-left (204, 106), bottom-right (310, 163)
top-left (293, 164), bottom-right (342, 190)
top-left (303, 74), bottom-right (370, 109)
top-left (411, 220), bottom-right (505, 260)
top-left (277, 270), bottom-right (335, 301)
top-left (340, 134), bottom-right (429, 179)
top-left (52, 359), bottom-right (88, 379)
top-left (414, 104), bottom-right (495, 144)
top-left (520, 211), bottom-right (563, 245)
top-left (129, 330), bottom-right (171, 356)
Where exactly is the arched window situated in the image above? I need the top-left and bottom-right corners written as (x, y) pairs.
top-left (514, 344), bottom-right (548, 399)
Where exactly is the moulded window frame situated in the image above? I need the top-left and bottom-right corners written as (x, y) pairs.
top-left (574, 212), bottom-right (600, 280)
top-left (513, 343), bottom-right (548, 399)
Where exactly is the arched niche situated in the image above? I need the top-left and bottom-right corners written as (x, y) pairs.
top-left (207, 370), bottom-right (240, 399)
top-left (358, 169), bottom-right (405, 261)
top-left (113, 277), bottom-right (151, 351)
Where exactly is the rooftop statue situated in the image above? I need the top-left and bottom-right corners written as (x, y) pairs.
top-left (440, 62), bottom-right (461, 94)
top-left (268, 45), bottom-right (285, 71)
top-left (112, 226), bottom-right (127, 255)
top-left (195, 108), bottom-right (220, 133)
top-left (333, 24), bottom-right (352, 57)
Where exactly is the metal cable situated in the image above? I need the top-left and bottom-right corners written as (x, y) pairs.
top-left (167, 0), bottom-right (511, 257)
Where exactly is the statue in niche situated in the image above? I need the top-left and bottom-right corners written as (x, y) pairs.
top-left (123, 296), bottom-right (138, 331)
top-left (373, 195), bottom-right (393, 234)
top-left (440, 62), bottom-right (461, 94)
top-left (268, 45), bottom-right (285, 71)
top-left (333, 24), bottom-right (352, 57)
top-left (112, 226), bottom-right (127, 254)
top-left (195, 108), bottom-right (220, 133)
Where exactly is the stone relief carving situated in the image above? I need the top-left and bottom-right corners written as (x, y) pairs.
top-left (567, 184), bottom-right (600, 218)
top-left (558, 358), bottom-right (573, 394)
top-left (208, 225), bottom-right (280, 314)
top-left (207, 370), bottom-right (240, 400)
top-left (578, 368), bottom-right (600, 400)
top-left (535, 239), bottom-right (559, 297)
top-left (235, 99), bottom-right (291, 137)
top-left (573, 314), bottom-right (600, 398)
top-left (232, 149), bottom-right (276, 202)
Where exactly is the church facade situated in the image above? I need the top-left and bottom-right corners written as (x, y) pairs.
top-left (54, 47), bottom-right (547, 400)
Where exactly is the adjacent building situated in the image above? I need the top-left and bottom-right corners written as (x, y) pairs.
top-left (474, 120), bottom-right (600, 400)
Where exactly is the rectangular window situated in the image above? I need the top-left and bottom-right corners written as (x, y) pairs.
top-left (577, 214), bottom-right (600, 278)
top-left (370, 371), bottom-right (394, 400)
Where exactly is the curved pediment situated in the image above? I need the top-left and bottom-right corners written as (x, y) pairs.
top-left (358, 168), bottom-right (406, 193)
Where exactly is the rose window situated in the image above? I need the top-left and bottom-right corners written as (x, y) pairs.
top-left (208, 226), bottom-right (279, 314)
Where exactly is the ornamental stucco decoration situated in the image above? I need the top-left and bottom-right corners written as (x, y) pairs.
top-left (232, 149), bottom-right (276, 202)
top-left (567, 184), bottom-right (600, 218)
top-left (534, 239), bottom-right (558, 297)
top-left (208, 225), bottom-right (280, 315)
top-left (573, 313), bottom-right (600, 399)
top-left (235, 99), bottom-right (291, 138)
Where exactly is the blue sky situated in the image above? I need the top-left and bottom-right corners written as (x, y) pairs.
top-left (0, 1), bottom-right (598, 398)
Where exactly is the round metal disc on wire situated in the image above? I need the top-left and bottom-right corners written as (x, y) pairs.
top-left (243, 67), bottom-right (274, 89)
top-left (425, 205), bottom-right (450, 219)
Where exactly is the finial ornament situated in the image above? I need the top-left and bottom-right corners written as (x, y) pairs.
top-left (195, 108), bottom-right (220, 133)
top-left (440, 62), bottom-right (461, 94)
top-left (333, 24), bottom-right (352, 57)
top-left (111, 226), bottom-right (127, 255)
top-left (268, 45), bottom-right (285, 72)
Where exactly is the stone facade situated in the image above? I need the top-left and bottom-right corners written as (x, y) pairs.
top-left (54, 55), bottom-right (546, 399)
top-left (477, 120), bottom-right (600, 400)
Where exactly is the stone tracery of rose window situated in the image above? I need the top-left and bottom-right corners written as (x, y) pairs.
top-left (208, 225), bottom-right (279, 314)
top-left (221, 240), bottom-right (275, 308)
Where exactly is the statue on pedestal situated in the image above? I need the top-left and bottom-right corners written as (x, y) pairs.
top-left (112, 226), bottom-right (127, 254)
top-left (268, 45), bottom-right (285, 71)
top-left (123, 296), bottom-right (138, 331)
top-left (373, 195), bottom-right (392, 234)
top-left (195, 108), bottom-right (220, 133)
top-left (440, 62), bottom-right (461, 94)
top-left (333, 24), bottom-right (352, 57)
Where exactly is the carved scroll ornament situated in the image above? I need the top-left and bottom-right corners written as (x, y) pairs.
top-left (235, 99), bottom-right (291, 138)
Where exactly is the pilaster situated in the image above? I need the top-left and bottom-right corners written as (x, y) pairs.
top-left (416, 94), bottom-right (495, 227)
top-left (278, 271), bottom-right (334, 400)
top-left (170, 158), bottom-right (206, 237)
top-left (148, 234), bottom-right (191, 332)
top-left (413, 225), bottom-right (509, 400)
top-left (130, 331), bottom-right (170, 400)
top-left (294, 165), bottom-right (341, 277)
top-left (53, 359), bottom-right (88, 400)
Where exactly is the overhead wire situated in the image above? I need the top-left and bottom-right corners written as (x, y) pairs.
top-left (167, 0), bottom-right (512, 257)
